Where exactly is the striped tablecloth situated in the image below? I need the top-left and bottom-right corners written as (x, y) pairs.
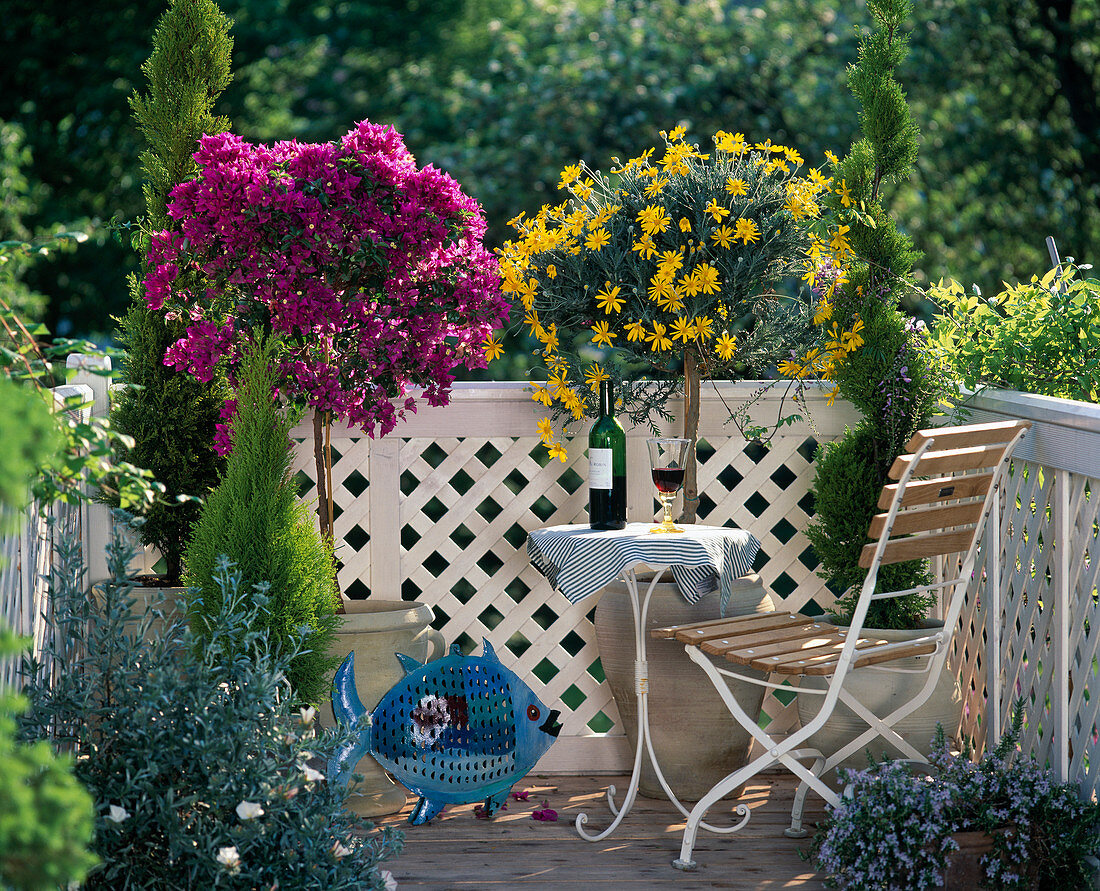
top-left (527, 523), bottom-right (761, 613)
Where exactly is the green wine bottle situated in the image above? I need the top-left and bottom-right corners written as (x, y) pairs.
top-left (588, 379), bottom-right (626, 529)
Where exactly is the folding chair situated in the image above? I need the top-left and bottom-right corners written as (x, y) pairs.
top-left (652, 419), bottom-right (1031, 870)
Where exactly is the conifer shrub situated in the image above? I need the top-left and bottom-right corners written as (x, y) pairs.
top-left (20, 520), bottom-right (401, 889)
top-left (802, 0), bottom-right (949, 627)
top-left (110, 0), bottom-right (233, 582)
top-left (183, 338), bottom-right (339, 704)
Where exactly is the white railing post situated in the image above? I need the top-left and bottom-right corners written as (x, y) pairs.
top-left (1053, 468), bottom-right (1071, 783)
top-left (67, 354), bottom-right (112, 586)
top-left (367, 437), bottom-right (402, 601)
top-left (987, 485), bottom-right (1003, 751)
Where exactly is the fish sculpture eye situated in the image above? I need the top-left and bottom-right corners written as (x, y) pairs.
top-left (527, 704), bottom-right (541, 722)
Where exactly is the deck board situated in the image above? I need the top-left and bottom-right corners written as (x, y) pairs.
top-left (370, 772), bottom-right (827, 889)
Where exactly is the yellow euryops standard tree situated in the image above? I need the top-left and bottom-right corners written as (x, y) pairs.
top-left (495, 127), bottom-right (843, 519)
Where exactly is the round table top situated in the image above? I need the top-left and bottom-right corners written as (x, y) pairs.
top-left (526, 522), bottom-right (761, 611)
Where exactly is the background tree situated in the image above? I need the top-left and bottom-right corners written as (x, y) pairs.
top-left (108, 0), bottom-right (233, 583)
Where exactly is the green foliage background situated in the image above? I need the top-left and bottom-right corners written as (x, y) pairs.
top-left (0, 0), bottom-right (1098, 346)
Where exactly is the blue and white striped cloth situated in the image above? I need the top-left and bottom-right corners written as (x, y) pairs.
top-left (527, 523), bottom-right (761, 611)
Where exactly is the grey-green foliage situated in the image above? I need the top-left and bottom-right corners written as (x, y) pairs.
top-left (110, 0), bottom-right (233, 583)
top-left (184, 338), bottom-right (339, 704)
top-left (20, 518), bottom-right (402, 889)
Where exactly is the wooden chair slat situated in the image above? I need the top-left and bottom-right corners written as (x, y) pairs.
top-left (888, 443), bottom-right (1009, 480)
top-left (720, 631), bottom-right (848, 662)
top-left (867, 499), bottom-right (986, 538)
top-left (744, 637), bottom-right (888, 673)
top-left (651, 612), bottom-right (811, 642)
top-left (698, 621), bottom-right (839, 656)
top-left (878, 472), bottom-right (995, 510)
top-left (905, 420), bottom-right (1030, 453)
top-left (859, 527), bottom-right (977, 568)
top-left (792, 639), bottom-right (939, 676)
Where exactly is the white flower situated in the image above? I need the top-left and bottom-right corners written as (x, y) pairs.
top-left (215, 846), bottom-right (241, 870)
top-left (107, 805), bottom-right (129, 823)
top-left (300, 706), bottom-right (317, 726)
top-left (380, 869), bottom-right (398, 891)
top-left (236, 800), bottom-right (264, 820)
top-left (301, 764), bottom-right (325, 783)
top-left (331, 839), bottom-right (353, 859)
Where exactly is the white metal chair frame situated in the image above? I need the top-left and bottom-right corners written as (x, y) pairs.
top-left (658, 420), bottom-right (1031, 871)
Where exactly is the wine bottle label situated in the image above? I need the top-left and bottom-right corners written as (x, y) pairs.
top-left (589, 449), bottom-right (613, 489)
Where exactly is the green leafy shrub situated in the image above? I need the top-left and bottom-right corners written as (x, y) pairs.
top-left (20, 519), bottom-right (401, 889)
top-left (110, 0), bottom-right (233, 582)
top-left (932, 263), bottom-right (1100, 403)
top-left (184, 338), bottom-right (339, 704)
top-left (1, 624), bottom-right (98, 891)
top-left (804, 421), bottom-right (933, 629)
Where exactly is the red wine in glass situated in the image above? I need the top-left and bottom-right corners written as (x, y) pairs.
top-left (652, 466), bottom-right (685, 495)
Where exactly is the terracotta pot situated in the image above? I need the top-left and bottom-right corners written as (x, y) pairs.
top-left (321, 600), bottom-right (446, 817)
top-left (594, 572), bottom-right (774, 801)
top-left (939, 828), bottom-right (1037, 890)
top-left (795, 621), bottom-right (963, 782)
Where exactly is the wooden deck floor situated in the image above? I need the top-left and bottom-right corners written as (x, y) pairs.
top-left (372, 772), bottom-right (827, 889)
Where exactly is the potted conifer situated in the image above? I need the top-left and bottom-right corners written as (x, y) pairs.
top-left (109, 0), bottom-right (232, 632)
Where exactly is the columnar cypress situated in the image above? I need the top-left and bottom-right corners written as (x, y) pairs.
top-left (110, 0), bottom-right (232, 582)
top-left (805, 0), bottom-right (949, 629)
top-left (183, 337), bottom-right (340, 705)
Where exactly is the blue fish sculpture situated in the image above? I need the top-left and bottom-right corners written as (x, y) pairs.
top-left (329, 639), bottom-right (562, 824)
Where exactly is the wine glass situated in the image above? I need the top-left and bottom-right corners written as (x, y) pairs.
top-left (648, 438), bottom-right (691, 534)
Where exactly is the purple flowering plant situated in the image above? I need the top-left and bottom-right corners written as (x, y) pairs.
top-left (145, 121), bottom-right (509, 542)
top-left (811, 702), bottom-right (1100, 889)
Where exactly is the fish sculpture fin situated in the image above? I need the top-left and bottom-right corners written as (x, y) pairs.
top-left (480, 638), bottom-right (498, 661)
top-left (395, 652), bottom-right (424, 676)
top-left (482, 788), bottom-right (510, 817)
top-left (409, 796), bottom-right (446, 825)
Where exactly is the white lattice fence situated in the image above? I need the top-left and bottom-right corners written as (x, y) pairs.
top-left (954, 390), bottom-right (1100, 799)
top-left (291, 381), bottom-right (857, 771)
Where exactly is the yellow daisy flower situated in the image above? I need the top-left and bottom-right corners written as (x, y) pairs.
top-left (646, 322), bottom-right (673, 352)
top-left (548, 441), bottom-right (568, 462)
top-left (705, 199), bottom-right (730, 222)
top-left (694, 262), bottom-right (721, 295)
top-left (624, 320), bottom-right (647, 343)
top-left (590, 320), bottom-right (616, 348)
top-left (531, 384), bottom-right (553, 406)
top-left (714, 331), bottom-right (737, 361)
top-left (595, 282), bottom-right (625, 314)
top-left (585, 227), bottom-right (611, 251)
top-left (584, 363), bottom-right (611, 391)
top-left (670, 317), bottom-right (694, 342)
top-left (710, 225), bottom-right (736, 250)
top-left (679, 216), bottom-right (692, 233)
top-left (482, 334), bottom-right (504, 362)
top-left (725, 177), bottom-right (748, 197)
top-left (536, 417), bottom-right (554, 444)
top-left (733, 217), bottom-right (760, 245)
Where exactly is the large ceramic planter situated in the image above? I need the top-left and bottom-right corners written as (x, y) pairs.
top-left (594, 572), bottom-right (774, 801)
top-left (795, 621), bottom-right (963, 780)
top-left (321, 599), bottom-right (446, 817)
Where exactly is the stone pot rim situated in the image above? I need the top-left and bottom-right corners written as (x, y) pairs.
top-left (337, 598), bottom-right (436, 632)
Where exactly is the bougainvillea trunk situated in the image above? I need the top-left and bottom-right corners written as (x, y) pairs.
top-left (681, 349), bottom-right (701, 524)
top-left (313, 408), bottom-right (345, 614)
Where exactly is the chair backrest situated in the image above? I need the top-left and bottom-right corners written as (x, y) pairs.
top-left (854, 419), bottom-right (1031, 636)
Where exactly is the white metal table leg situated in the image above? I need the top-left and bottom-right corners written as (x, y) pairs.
top-left (576, 567), bottom-right (737, 841)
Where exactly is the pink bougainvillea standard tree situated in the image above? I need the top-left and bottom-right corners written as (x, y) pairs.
top-left (145, 120), bottom-right (509, 554)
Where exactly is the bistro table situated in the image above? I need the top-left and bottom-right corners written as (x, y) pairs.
top-left (526, 522), bottom-right (761, 841)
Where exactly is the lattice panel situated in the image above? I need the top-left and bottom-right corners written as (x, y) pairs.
top-left (289, 387), bottom-right (848, 771)
top-left (1067, 475), bottom-right (1099, 798)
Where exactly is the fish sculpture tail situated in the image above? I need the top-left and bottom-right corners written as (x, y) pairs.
top-left (328, 653), bottom-right (373, 787)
